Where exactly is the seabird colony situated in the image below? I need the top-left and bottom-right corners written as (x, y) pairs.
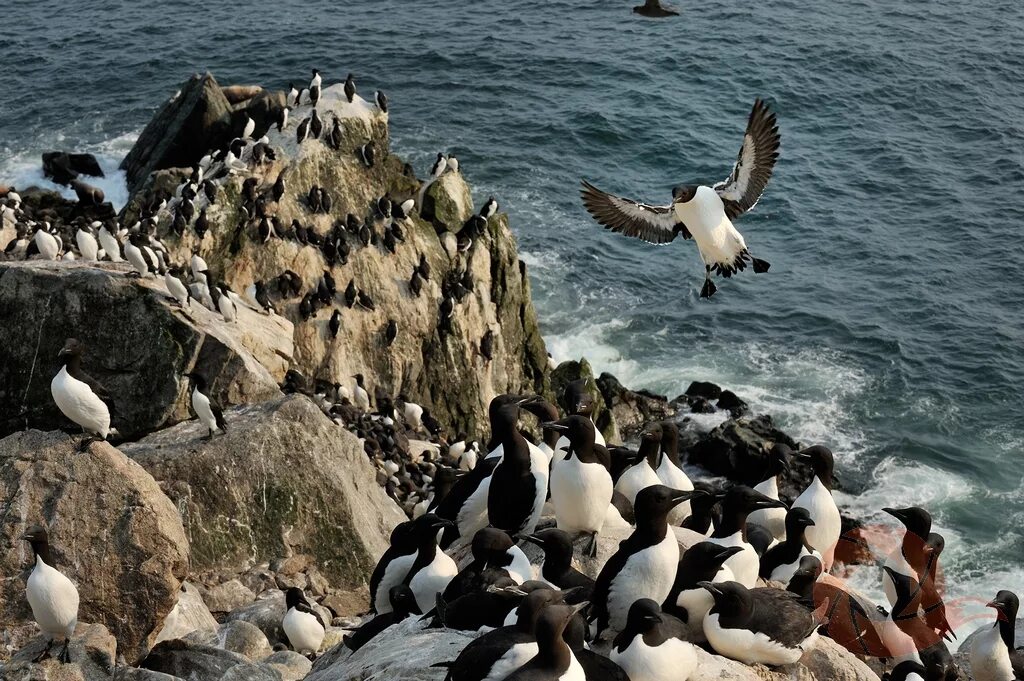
top-left (3, 68), bottom-right (1014, 681)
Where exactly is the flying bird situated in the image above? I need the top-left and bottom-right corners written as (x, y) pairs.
top-left (580, 98), bottom-right (780, 298)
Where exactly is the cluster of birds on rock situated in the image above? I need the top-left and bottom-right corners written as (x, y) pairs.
top-left (9, 69), bottom-right (1022, 681)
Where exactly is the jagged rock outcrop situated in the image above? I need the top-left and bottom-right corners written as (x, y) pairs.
top-left (0, 623), bottom-right (117, 681)
top-left (152, 584), bottom-right (218, 645)
top-left (120, 80), bottom-right (548, 436)
top-left (0, 431), bottom-right (189, 664)
top-left (596, 370), bottom-right (677, 440)
top-left (120, 74), bottom-right (234, 194)
top-left (0, 261), bottom-right (290, 439)
top-left (121, 395), bottom-right (405, 588)
top-left (549, 358), bottom-right (616, 440)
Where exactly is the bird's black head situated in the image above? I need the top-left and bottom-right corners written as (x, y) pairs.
top-left (987, 590), bottom-right (1020, 623)
top-left (925, 532), bottom-right (944, 557)
top-left (792, 554), bottom-right (823, 581)
top-left (796, 445), bottom-right (835, 481)
top-left (699, 580), bottom-right (752, 617)
top-left (471, 527), bottom-right (514, 560)
top-left (542, 415), bottom-right (595, 452)
top-left (20, 524), bottom-right (49, 544)
top-left (346, 73), bottom-right (354, 80)
top-left (521, 527), bottom-right (572, 554)
top-left (57, 338), bottom-right (85, 362)
top-left (634, 484), bottom-right (701, 520)
top-left (882, 506), bottom-right (932, 540)
top-left (682, 541), bottom-right (745, 574)
top-left (640, 421), bottom-right (663, 444)
top-left (311, 69), bottom-right (319, 76)
top-left (765, 443), bottom-right (792, 477)
top-left (723, 484), bottom-right (788, 515)
top-left (284, 586), bottom-right (307, 609)
top-left (186, 372), bottom-right (208, 392)
top-left (625, 598), bottom-right (663, 631)
top-left (521, 398), bottom-right (559, 426)
top-left (886, 661), bottom-right (928, 681)
top-left (353, 373), bottom-right (365, 387)
top-left (672, 185), bottom-right (698, 203)
top-left (563, 379), bottom-right (595, 416)
top-left (785, 506), bottom-right (815, 533)
top-left (389, 585), bottom-right (419, 615)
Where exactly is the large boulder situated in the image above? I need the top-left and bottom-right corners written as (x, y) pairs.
top-left (120, 73), bottom-right (233, 194)
top-left (0, 260), bottom-right (290, 439)
top-left (0, 432), bottom-right (189, 664)
top-left (121, 395), bottom-right (405, 588)
top-left (596, 370), bottom-right (677, 440)
top-left (139, 640), bottom-right (280, 681)
top-left (121, 80), bottom-right (550, 438)
top-left (152, 584), bottom-right (218, 645)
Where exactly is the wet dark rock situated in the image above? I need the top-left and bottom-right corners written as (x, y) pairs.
top-left (595, 371), bottom-right (675, 440)
top-left (120, 73), bottom-right (234, 194)
top-left (716, 389), bottom-right (749, 416)
top-left (685, 380), bottom-right (722, 399)
top-left (42, 151), bottom-right (104, 186)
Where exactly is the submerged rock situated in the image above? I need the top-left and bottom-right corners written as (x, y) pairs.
top-left (121, 395), bottom-right (405, 589)
top-left (0, 432), bottom-right (189, 663)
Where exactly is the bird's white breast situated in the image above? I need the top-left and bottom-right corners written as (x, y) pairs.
top-left (708, 531), bottom-right (760, 588)
top-left (674, 186), bottom-right (747, 266)
top-left (969, 624), bottom-right (1015, 681)
top-left (76, 230), bottom-right (98, 260)
top-left (282, 606), bottom-right (324, 654)
top-left (51, 366), bottom-right (110, 437)
top-left (792, 476), bottom-right (840, 570)
top-left (26, 558), bottom-right (79, 638)
top-left (191, 388), bottom-right (217, 430)
top-left (749, 476), bottom-right (787, 540)
top-left (457, 473), bottom-right (491, 538)
top-left (505, 545), bottom-right (534, 584)
top-left (611, 634), bottom-right (696, 681)
top-left (550, 455), bottom-right (613, 534)
top-left (409, 548), bottom-right (458, 613)
top-left (614, 461), bottom-right (661, 506)
top-left (655, 457), bottom-right (693, 523)
top-left (374, 553), bottom-right (415, 614)
top-left (482, 642), bottom-right (538, 681)
top-left (607, 533), bottom-right (679, 632)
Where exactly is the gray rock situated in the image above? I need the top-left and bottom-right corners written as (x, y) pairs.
top-left (123, 395), bottom-right (405, 589)
top-left (140, 640), bottom-right (279, 681)
top-left (153, 583), bottom-right (218, 645)
top-left (596, 370), bottom-right (677, 441)
top-left (1, 623), bottom-right (117, 681)
top-left (263, 650), bottom-right (312, 681)
top-left (120, 79), bottom-right (550, 438)
top-left (202, 579), bottom-right (256, 614)
top-left (225, 593), bottom-right (286, 649)
top-left (112, 669), bottom-right (185, 681)
top-left (120, 73), bottom-right (233, 194)
top-left (0, 433), bottom-right (189, 664)
top-left (0, 261), bottom-right (289, 439)
top-left (550, 359), bottom-right (617, 442)
top-left (183, 620), bottom-right (272, 661)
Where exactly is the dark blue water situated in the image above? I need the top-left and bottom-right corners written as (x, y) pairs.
top-left (3, 0), bottom-right (1022, 631)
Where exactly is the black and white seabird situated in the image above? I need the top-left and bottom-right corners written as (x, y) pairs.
top-left (919, 532), bottom-right (955, 642)
top-left (375, 89), bottom-right (388, 113)
top-left (663, 541), bottom-right (742, 643)
top-left (791, 445), bottom-right (841, 571)
top-left (277, 104), bottom-right (291, 132)
top-left (282, 586), bottom-right (327, 657)
top-left (759, 506), bottom-right (817, 582)
top-left (480, 196), bottom-right (498, 220)
top-left (97, 222), bottom-right (122, 262)
top-left (633, 0), bottom-right (680, 17)
top-left (31, 226), bottom-right (61, 260)
top-left (310, 108), bottom-right (323, 139)
top-left (165, 265), bottom-right (191, 307)
top-left (385, 319), bottom-right (398, 346)
top-left (487, 399), bottom-right (550, 537)
top-left (51, 338), bottom-right (112, 450)
top-left (308, 69), bottom-right (321, 107)
top-left (369, 521), bottom-right (416, 613)
top-left (522, 529), bottom-right (595, 595)
top-left (359, 142), bottom-right (376, 168)
top-left (544, 415), bottom-right (614, 557)
top-left (707, 485), bottom-right (787, 588)
top-left (881, 506), bottom-right (932, 607)
top-left (399, 514), bottom-right (458, 613)
top-left (748, 443), bottom-right (791, 540)
top-left (700, 580), bottom-right (818, 665)
top-left (430, 152), bottom-right (447, 178)
top-left (613, 423), bottom-right (662, 506)
top-left (969, 590), bottom-right (1023, 681)
top-left (186, 373), bottom-right (226, 439)
top-left (242, 115), bottom-right (256, 139)
top-left (124, 233), bottom-right (154, 277)
top-left (75, 223), bottom-right (99, 261)
top-left (610, 599), bottom-right (696, 681)
top-left (580, 99), bottom-right (780, 298)
top-left (288, 83), bottom-right (299, 106)
top-left (592, 485), bottom-right (695, 636)
top-left (343, 585), bottom-right (420, 652)
top-left (880, 567), bottom-right (957, 679)
top-left (22, 525), bottom-right (79, 663)
top-left (344, 73), bottom-right (356, 103)
top-left (503, 602), bottom-right (587, 681)
top-left (654, 420), bottom-right (693, 524)
top-left (296, 116), bottom-right (311, 144)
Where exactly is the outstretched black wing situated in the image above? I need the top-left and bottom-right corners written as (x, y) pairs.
top-left (580, 180), bottom-right (690, 243)
top-left (713, 98), bottom-right (781, 220)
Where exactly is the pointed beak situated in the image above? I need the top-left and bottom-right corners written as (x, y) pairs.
top-left (795, 449), bottom-right (814, 461)
top-left (542, 422), bottom-right (569, 433)
top-left (759, 498), bottom-right (788, 510)
top-left (987, 601), bottom-right (1010, 622)
top-left (558, 586), bottom-right (587, 602)
top-left (569, 601), bottom-right (590, 616)
top-left (715, 546), bottom-right (745, 562)
top-left (670, 489), bottom-right (697, 506)
top-left (882, 507), bottom-right (906, 523)
top-left (520, 533), bottom-right (545, 547)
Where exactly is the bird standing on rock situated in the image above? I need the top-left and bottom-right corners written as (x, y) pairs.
top-left (308, 69), bottom-right (322, 107)
top-left (282, 586), bottom-right (327, 658)
top-left (186, 373), bottom-right (226, 440)
top-left (580, 99), bottom-right (780, 298)
top-left (51, 338), bottom-right (112, 451)
top-left (611, 599), bottom-right (696, 681)
top-left (791, 445), bottom-right (841, 572)
top-left (344, 73), bottom-right (356, 102)
top-left (22, 525), bottom-right (79, 664)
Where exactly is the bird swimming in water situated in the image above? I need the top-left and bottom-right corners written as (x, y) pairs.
top-left (580, 99), bottom-right (780, 298)
top-left (633, 0), bottom-right (680, 17)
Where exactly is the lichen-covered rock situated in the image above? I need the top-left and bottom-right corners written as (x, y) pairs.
top-left (0, 432), bottom-right (189, 664)
top-left (122, 81), bottom-right (549, 437)
top-left (120, 73), bottom-right (233, 194)
top-left (122, 395), bottom-right (404, 588)
top-left (152, 583), bottom-right (218, 645)
top-left (0, 623), bottom-right (117, 681)
top-left (200, 579), bottom-right (256, 614)
top-left (0, 261), bottom-right (289, 439)
top-left (263, 650), bottom-right (312, 681)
